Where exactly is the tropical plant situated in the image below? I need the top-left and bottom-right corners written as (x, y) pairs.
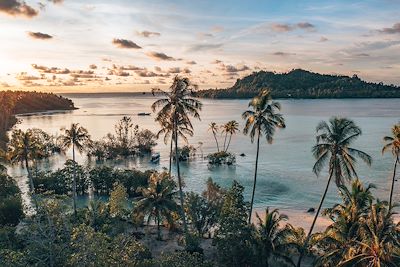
top-left (151, 76), bottom-right (202, 233)
top-left (59, 123), bottom-right (91, 215)
top-left (338, 201), bottom-right (400, 267)
top-left (253, 208), bottom-right (298, 267)
top-left (242, 89), bottom-right (285, 223)
top-left (215, 180), bottom-right (254, 267)
top-left (0, 173), bottom-right (24, 226)
top-left (135, 172), bottom-right (178, 240)
top-left (156, 113), bottom-right (193, 175)
top-left (222, 120), bottom-right (239, 152)
top-left (208, 122), bottom-right (220, 152)
top-left (7, 129), bottom-right (43, 207)
top-left (382, 122), bottom-right (400, 209)
top-left (314, 179), bottom-right (375, 266)
top-left (109, 183), bottom-right (128, 219)
top-left (136, 129), bottom-right (157, 153)
top-left (297, 117), bottom-right (372, 267)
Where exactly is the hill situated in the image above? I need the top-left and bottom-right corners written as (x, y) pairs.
top-left (197, 69), bottom-right (400, 99)
top-left (0, 91), bottom-right (75, 148)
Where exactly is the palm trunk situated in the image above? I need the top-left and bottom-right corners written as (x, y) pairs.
top-left (389, 156), bottom-right (399, 210)
top-left (157, 213), bottom-right (162, 240)
top-left (297, 171), bottom-right (334, 267)
top-left (248, 129), bottom-right (261, 224)
top-left (174, 113), bottom-right (188, 233)
top-left (225, 134), bottom-right (233, 152)
top-left (25, 155), bottom-right (38, 209)
top-left (223, 132), bottom-right (228, 152)
top-left (169, 136), bottom-right (173, 177)
top-left (213, 132), bottom-right (220, 152)
top-left (72, 143), bottom-right (77, 216)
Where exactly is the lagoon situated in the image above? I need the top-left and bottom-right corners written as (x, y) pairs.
top-left (9, 95), bottom-right (400, 213)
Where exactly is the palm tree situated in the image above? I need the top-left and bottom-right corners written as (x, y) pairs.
top-left (156, 113), bottom-right (193, 176)
top-left (382, 123), bottom-right (400, 210)
top-left (297, 117), bottom-right (372, 267)
top-left (208, 122), bottom-right (220, 152)
top-left (151, 76), bottom-right (202, 233)
top-left (135, 172), bottom-right (178, 240)
top-left (59, 123), bottom-right (91, 215)
top-left (7, 129), bottom-right (42, 207)
top-left (254, 208), bottom-right (298, 267)
top-left (242, 89), bottom-right (285, 223)
top-left (224, 120), bottom-right (239, 152)
top-left (338, 201), bottom-right (400, 267)
top-left (314, 179), bottom-right (375, 266)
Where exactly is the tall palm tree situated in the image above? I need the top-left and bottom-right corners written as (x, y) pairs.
top-left (382, 123), bottom-right (400, 210)
top-left (208, 122), bottom-right (220, 152)
top-left (242, 89), bottom-right (285, 223)
top-left (151, 76), bottom-right (202, 233)
top-left (59, 123), bottom-right (91, 215)
top-left (156, 113), bottom-right (193, 176)
top-left (254, 208), bottom-right (298, 267)
top-left (7, 129), bottom-right (42, 207)
top-left (224, 120), bottom-right (239, 152)
top-left (135, 172), bottom-right (178, 240)
top-left (297, 117), bottom-right (372, 267)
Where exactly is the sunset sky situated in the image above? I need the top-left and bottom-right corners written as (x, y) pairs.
top-left (0, 0), bottom-right (399, 92)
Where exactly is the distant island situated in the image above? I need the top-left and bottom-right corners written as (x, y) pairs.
top-left (197, 69), bottom-right (400, 99)
top-left (0, 91), bottom-right (75, 148)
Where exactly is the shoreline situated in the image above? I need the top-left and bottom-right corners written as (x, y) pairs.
top-left (15, 108), bottom-right (77, 117)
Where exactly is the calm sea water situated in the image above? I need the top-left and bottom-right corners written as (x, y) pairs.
top-left (8, 95), bottom-right (400, 212)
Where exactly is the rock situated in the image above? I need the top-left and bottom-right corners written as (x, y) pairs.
top-left (307, 208), bottom-right (315, 213)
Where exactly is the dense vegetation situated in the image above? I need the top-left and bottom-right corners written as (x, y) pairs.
top-left (1, 77), bottom-right (399, 266)
top-left (0, 91), bottom-right (75, 148)
top-left (197, 69), bottom-right (400, 99)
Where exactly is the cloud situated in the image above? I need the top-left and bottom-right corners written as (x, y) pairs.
top-left (272, 51), bottom-right (295, 56)
top-left (197, 32), bottom-right (214, 39)
top-left (32, 64), bottom-right (70, 74)
top-left (108, 69), bottom-right (130, 76)
top-left (28, 31), bottom-right (53, 40)
top-left (378, 23), bottom-right (400, 34)
top-left (296, 22), bottom-right (316, 30)
top-left (186, 60), bottom-right (197, 65)
top-left (219, 64), bottom-right (250, 73)
top-left (69, 70), bottom-right (96, 79)
top-left (136, 31), bottom-right (161, 38)
top-left (154, 66), bottom-right (162, 72)
top-left (89, 64), bottom-right (97, 69)
top-left (319, 36), bottom-right (328, 42)
top-left (16, 72), bottom-right (42, 81)
top-left (146, 51), bottom-right (176, 61)
top-left (187, 43), bottom-right (223, 52)
top-left (111, 64), bottom-right (144, 71)
top-left (270, 23), bottom-right (294, 32)
top-left (112, 38), bottom-right (141, 49)
top-left (102, 58), bottom-right (112, 62)
top-left (49, 0), bottom-right (63, 4)
top-left (211, 25), bottom-right (224, 32)
top-left (211, 60), bottom-right (222, 64)
top-left (0, 0), bottom-right (38, 18)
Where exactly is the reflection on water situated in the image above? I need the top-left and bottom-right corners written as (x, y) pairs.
top-left (9, 96), bottom-right (400, 212)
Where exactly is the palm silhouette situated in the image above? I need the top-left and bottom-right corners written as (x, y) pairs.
top-left (59, 123), bottom-right (91, 215)
top-left (223, 120), bottom-right (239, 152)
top-left (208, 122), bottom-right (220, 152)
top-left (315, 179), bottom-right (375, 266)
top-left (242, 89), bottom-right (285, 223)
top-left (297, 117), bottom-right (372, 267)
top-left (156, 113), bottom-right (193, 176)
top-left (151, 76), bottom-right (202, 233)
top-left (135, 172), bottom-right (178, 240)
top-left (7, 129), bottom-right (42, 207)
top-left (382, 123), bottom-right (400, 209)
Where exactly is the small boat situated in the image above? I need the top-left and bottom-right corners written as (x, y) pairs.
top-left (138, 112), bottom-right (151, 116)
top-left (150, 153), bottom-right (160, 163)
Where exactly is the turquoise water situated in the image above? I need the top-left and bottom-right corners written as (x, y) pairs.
top-left (9, 95), bottom-right (400, 212)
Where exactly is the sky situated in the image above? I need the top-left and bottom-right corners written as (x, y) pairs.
top-left (0, 0), bottom-right (399, 93)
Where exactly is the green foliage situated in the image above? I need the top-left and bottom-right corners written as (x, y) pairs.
top-left (136, 129), bottom-right (157, 153)
top-left (206, 151), bottom-right (235, 165)
top-left (109, 183), bottom-right (128, 218)
top-left (197, 69), bottom-right (400, 99)
top-left (155, 251), bottom-right (212, 267)
top-left (0, 173), bottom-right (24, 226)
top-left (214, 180), bottom-right (254, 267)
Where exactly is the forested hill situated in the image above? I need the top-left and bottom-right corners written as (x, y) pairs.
top-left (0, 91), bottom-right (75, 148)
top-left (197, 69), bottom-right (400, 99)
